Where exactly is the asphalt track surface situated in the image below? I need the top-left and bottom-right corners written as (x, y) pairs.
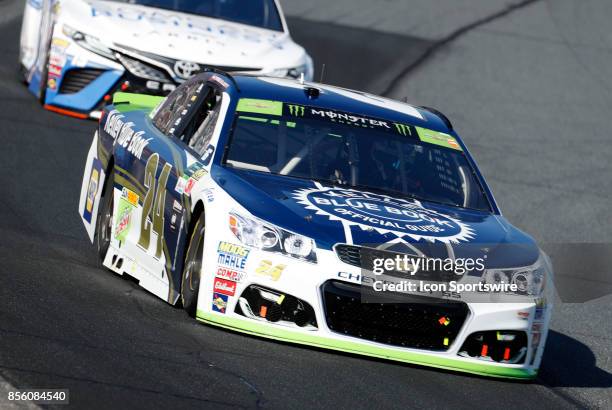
top-left (0, 0), bottom-right (610, 408)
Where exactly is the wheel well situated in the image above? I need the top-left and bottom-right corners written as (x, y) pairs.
top-left (101, 156), bottom-right (114, 198)
top-left (188, 200), bottom-right (205, 240)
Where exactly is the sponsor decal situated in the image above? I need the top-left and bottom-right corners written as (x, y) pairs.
top-left (191, 168), bottom-right (208, 181)
top-left (172, 200), bottom-right (183, 212)
top-left (294, 187), bottom-right (474, 243)
top-left (394, 123), bottom-right (412, 136)
top-left (210, 74), bottom-right (229, 89)
top-left (236, 98), bottom-right (283, 116)
top-left (47, 77), bottom-right (57, 91)
top-left (201, 144), bottom-right (215, 166)
top-left (169, 213), bottom-right (179, 232)
top-left (416, 127), bottom-right (462, 151)
top-left (48, 64), bottom-right (63, 77)
top-left (51, 38), bottom-right (69, 48)
top-left (104, 110), bottom-right (152, 160)
top-left (175, 175), bottom-right (188, 194)
top-left (121, 187), bottom-right (139, 206)
top-left (213, 278), bottom-right (237, 296)
top-left (89, 4), bottom-right (278, 44)
top-left (49, 38), bottom-right (68, 69)
top-left (287, 104), bottom-right (305, 117)
top-left (49, 54), bottom-right (66, 67)
top-left (212, 292), bottom-right (228, 314)
top-left (184, 177), bottom-right (196, 195)
top-left (255, 260), bottom-right (286, 281)
top-left (309, 108), bottom-right (391, 129)
top-left (217, 242), bottom-right (250, 270)
top-left (203, 188), bottom-right (214, 203)
top-left (169, 194), bottom-right (183, 231)
top-left (216, 266), bottom-right (244, 282)
top-left (83, 159), bottom-right (102, 223)
top-left (114, 198), bottom-right (133, 243)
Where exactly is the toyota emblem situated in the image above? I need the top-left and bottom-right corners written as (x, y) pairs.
top-left (174, 60), bottom-right (201, 79)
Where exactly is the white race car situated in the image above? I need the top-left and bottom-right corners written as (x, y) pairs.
top-left (20, 0), bottom-right (313, 118)
top-left (79, 72), bottom-right (553, 379)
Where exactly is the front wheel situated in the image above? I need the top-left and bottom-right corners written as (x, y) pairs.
top-left (37, 43), bottom-right (51, 104)
top-left (181, 213), bottom-right (205, 317)
top-left (95, 170), bottom-right (114, 267)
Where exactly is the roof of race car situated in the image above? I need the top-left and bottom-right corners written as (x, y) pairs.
top-left (222, 75), bottom-right (453, 134)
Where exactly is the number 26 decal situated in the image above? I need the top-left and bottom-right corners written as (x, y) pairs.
top-left (138, 153), bottom-right (172, 259)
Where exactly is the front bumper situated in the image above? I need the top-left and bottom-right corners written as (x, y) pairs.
top-left (195, 232), bottom-right (551, 379)
top-left (197, 311), bottom-right (537, 379)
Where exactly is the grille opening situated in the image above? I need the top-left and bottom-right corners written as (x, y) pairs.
top-left (116, 53), bottom-right (172, 82)
top-left (322, 280), bottom-right (469, 351)
top-left (458, 330), bottom-right (528, 364)
top-left (236, 285), bottom-right (317, 328)
top-left (58, 68), bottom-right (105, 94)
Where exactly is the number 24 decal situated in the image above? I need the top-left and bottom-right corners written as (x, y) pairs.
top-left (138, 153), bottom-right (172, 259)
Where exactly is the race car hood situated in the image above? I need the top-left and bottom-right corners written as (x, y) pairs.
top-left (213, 167), bottom-right (540, 267)
top-left (60, 0), bottom-right (306, 69)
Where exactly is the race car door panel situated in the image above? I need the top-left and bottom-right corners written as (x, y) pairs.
top-left (124, 78), bottom-right (217, 299)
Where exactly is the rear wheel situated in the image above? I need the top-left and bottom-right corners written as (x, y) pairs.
top-left (181, 213), bottom-right (205, 317)
top-left (95, 170), bottom-right (114, 267)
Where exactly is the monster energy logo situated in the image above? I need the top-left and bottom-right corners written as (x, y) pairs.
top-left (288, 105), bottom-right (305, 116)
top-left (394, 123), bottom-right (412, 136)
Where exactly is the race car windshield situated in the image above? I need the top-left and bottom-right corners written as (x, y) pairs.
top-left (105, 0), bottom-right (284, 31)
top-left (225, 100), bottom-right (492, 212)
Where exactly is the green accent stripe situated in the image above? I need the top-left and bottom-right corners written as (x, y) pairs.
top-left (196, 311), bottom-right (536, 380)
top-left (113, 92), bottom-right (165, 113)
top-left (416, 127), bottom-right (462, 151)
top-left (115, 165), bottom-right (145, 195)
top-left (238, 116), bottom-right (268, 123)
top-left (236, 98), bottom-right (283, 116)
top-left (114, 174), bottom-right (144, 198)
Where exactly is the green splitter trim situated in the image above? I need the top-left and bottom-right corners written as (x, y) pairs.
top-left (196, 311), bottom-right (537, 380)
top-left (113, 92), bottom-right (165, 113)
top-left (416, 127), bottom-right (462, 151)
top-left (237, 98), bottom-right (283, 116)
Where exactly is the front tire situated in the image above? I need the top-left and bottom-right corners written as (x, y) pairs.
top-left (95, 170), bottom-right (114, 267)
top-left (38, 50), bottom-right (50, 104)
top-left (181, 213), bottom-right (205, 317)
top-left (37, 25), bottom-right (54, 104)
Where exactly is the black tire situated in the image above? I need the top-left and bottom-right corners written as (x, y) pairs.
top-left (181, 213), bottom-right (205, 317)
top-left (95, 170), bottom-right (114, 267)
top-left (38, 51), bottom-right (50, 104)
top-left (37, 26), bottom-right (53, 104)
top-left (18, 64), bottom-right (29, 85)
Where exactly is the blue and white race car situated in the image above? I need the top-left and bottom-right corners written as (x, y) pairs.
top-left (79, 71), bottom-right (553, 379)
top-left (20, 0), bottom-right (312, 118)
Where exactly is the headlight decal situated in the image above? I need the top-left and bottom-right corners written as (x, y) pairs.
top-left (62, 24), bottom-right (115, 60)
top-left (482, 264), bottom-right (546, 297)
top-left (229, 211), bottom-right (317, 263)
